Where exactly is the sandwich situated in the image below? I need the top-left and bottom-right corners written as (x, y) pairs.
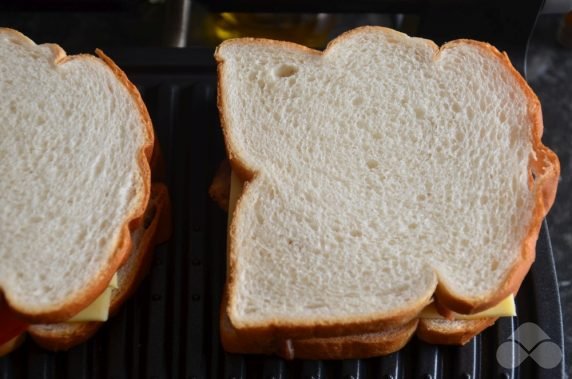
top-left (0, 29), bottom-right (170, 354)
top-left (211, 26), bottom-right (560, 359)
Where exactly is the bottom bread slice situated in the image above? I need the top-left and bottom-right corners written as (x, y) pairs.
top-left (221, 294), bottom-right (418, 360)
top-left (26, 183), bottom-right (171, 351)
top-left (220, 292), bottom-right (497, 360)
top-left (417, 317), bottom-right (497, 345)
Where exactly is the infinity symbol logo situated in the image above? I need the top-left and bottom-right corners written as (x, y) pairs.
top-left (496, 322), bottom-right (562, 369)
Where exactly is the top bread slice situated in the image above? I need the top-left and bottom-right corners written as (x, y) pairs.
top-left (28, 183), bottom-right (171, 351)
top-left (0, 29), bottom-right (153, 322)
top-left (215, 27), bottom-right (559, 337)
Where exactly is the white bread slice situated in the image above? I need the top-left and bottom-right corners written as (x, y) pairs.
top-left (0, 29), bottom-right (153, 323)
top-left (27, 183), bottom-right (171, 351)
top-left (215, 26), bottom-right (559, 338)
top-left (210, 162), bottom-right (501, 358)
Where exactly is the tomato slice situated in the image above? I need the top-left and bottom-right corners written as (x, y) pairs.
top-left (0, 303), bottom-right (29, 345)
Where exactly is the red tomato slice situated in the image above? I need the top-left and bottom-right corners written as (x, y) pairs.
top-left (0, 303), bottom-right (29, 345)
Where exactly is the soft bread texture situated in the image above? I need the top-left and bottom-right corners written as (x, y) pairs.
top-left (28, 184), bottom-right (171, 351)
top-left (209, 163), bottom-right (502, 357)
top-left (0, 29), bottom-right (153, 322)
top-left (216, 27), bottom-right (559, 336)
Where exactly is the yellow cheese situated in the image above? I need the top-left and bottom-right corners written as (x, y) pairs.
top-left (109, 273), bottom-right (119, 289)
top-left (67, 273), bottom-right (119, 322)
top-left (420, 295), bottom-right (516, 319)
top-left (228, 171), bottom-right (517, 320)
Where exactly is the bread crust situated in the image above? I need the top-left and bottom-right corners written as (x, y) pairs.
top-left (221, 290), bottom-right (492, 359)
top-left (280, 320), bottom-right (418, 360)
top-left (215, 26), bottom-right (559, 338)
top-left (417, 318), bottom-right (497, 345)
top-left (28, 184), bottom-right (170, 351)
top-left (0, 29), bottom-right (154, 323)
top-left (220, 292), bottom-right (417, 359)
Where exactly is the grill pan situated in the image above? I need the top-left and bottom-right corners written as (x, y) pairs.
top-left (0, 47), bottom-right (565, 379)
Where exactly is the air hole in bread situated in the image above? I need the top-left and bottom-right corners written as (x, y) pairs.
top-left (76, 230), bottom-right (87, 244)
top-left (452, 102), bottom-right (461, 113)
top-left (480, 99), bottom-right (487, 112)
top-left (305, 303), bottom-right (328, 310)
top-left (491, 259), bottom-right (499, 271)
top-left (415, 108), bottom-right (425, 119)
top-left (466, 107), bottom-right (475, 120)
top-left (352, 97), bottom-right (364, 106)
top-left (366, 160), bottom-right (379, 170)
top-left (509, 128), bottom-right (519, 148)
top-left (350, 230), bottom-right (362, 238)
top-left (372, 131), bottom-right (382, 140)
top-left (408, 223), bottom-right (418, 230)
top-left (480, 195), bottom-right (489, 205)
top-left (274, 64), bottom-right (298, 78)
top-left (416, 194), bottom-right (426, 202)
top-left (257, 79), bottom-right (266, 90)
top-left (356, 120), bottom-right (367, 130)
top-left (255, 211), bottom-right (264, 225)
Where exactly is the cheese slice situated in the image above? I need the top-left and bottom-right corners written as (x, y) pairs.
top-left (420, 295), bottom-right (516, 319)
top-left (228, 170), bottom-right (517, 320)
top-left (67, 273), bottom-right (119, 322)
